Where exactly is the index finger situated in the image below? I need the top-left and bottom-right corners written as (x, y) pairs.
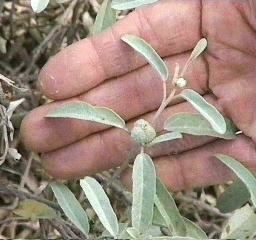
top-left (39, 0), bottom-right (201, 100)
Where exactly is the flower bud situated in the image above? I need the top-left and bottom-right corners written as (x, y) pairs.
top-left (131, 119), bottom-right (156, 145)
top-left (176, 77), bottom-right (187, 88)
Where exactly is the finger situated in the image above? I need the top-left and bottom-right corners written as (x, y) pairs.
top-left (40, 94), bottom-right (218, 179)
top-left (212, 76), bottom-right (256, 143)
top-left (39, 0), bottom-right (201, 100)
top-left (41, 131), bottom-right (213, 180)
top-left (122, 135), bottom-right (256, 191)
top-left (21, 53), bottom-right (208, 152)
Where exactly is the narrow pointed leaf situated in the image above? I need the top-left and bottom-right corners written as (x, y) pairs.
top-left (152, 211), bottom-right (207, 238)
top-left (164, 113), bottom-right (237, 139)
top-left (217, 179), bottom-right (250, 213)
top-left (216, 154), bottom-right (256, 207)
top-left (31, 0), bottom-right (49, 13)
top-left (126, 227), bottom-right (140, 239)
top-left (183, 218), bottom-right (207, 239)
top-left (112, 0), bottom-right (158, 10)
top-left (147, 132), bottom-right (182, 147)
top-left (155, 178), bottom-right (186, 236)
top-left (152, 206), bottom-right (167, 227)
top-left (221, 205), bottom-right (256, 239)
top-left (92, 0), bottom-right (116, 35)
top-left (50, 183), bottom-right (89, 235)
top-left (102, 223), bottom-right (129, 239)
top-left (180, 89), bottom-right (226, 134)
top-left (80, 177), bottom-right (119, 237)
top-left (47, 102), bottom-right (127, 130)
top-left (132, 153), bottom-right (156, 233)
top-left (188, 38), bottom-right (207, 62)
top-left (121, 34), bottom-right (169, 81)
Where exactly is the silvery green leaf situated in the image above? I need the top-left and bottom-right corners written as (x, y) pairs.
top-left (216, 154), bottom-right (256, 207)
top-left (47, 102), bottom-right (127, 130)
top-left (150, 237), bottom-right (197, 240)
top-left (221, 205), bottom-right (256, 239)
top-left (121, 34), bottom-right (169, 81)
top-left (180, 89), bottom-right (226, 134)
top-left (188, 38), bottom-right (207, 62)
top-left (217, 179), bottom-right (250, 213)
top-left (183, 218), bottom-right (207, 239)
top-left (112, 0), bottom-right (158, 10)
top-left (118, 224), bottom-right (130, 239)
top-left (102, 223), bottom-right (129, 239)
top-left (152, 206), bottom-right (168, 227)
top-left (132, 153), bottom-right (156, 233)
top-left (50, 183), bottom-right (89, 235)
top-left (146, 225), bottom-right (162, 237)
top-left (181, 39), bottom-right (207, 76)
top-left (153, 210), bottom-right (207, 239)
top-left (155, 178), bottom-right (186, 236)
top-left (164, 113), bottom-right (237, 139)
top-left (147, 132), bottom-right (182, 147)
top-left (126, 227), bottom-right (140, 239)
top-left (80, 177), bottom-right (119, 237)
top-left (31, 0), bottom-right (50, 13)
top-left (92, 0), bottom-right (116, 35)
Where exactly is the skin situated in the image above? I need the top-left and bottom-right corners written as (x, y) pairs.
top-left (21, 0), bottom-right (256, 191)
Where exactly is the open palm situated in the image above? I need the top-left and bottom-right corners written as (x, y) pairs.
top-left (21, 0), bottom-right (256, 191)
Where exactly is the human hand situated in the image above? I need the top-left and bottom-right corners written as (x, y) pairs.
top-left (21, 0), bottom-right (256, 191)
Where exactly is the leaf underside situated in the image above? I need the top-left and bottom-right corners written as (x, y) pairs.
top-left (121, 34), bottom-right (169, 81)
top-left (47, 102), bottom-right (127, 130)
top-left (216, 179), bottom-right (250, 213)
top-left (132, 153), bottom-right (156, 233)
top-left (147, 132), bottom-right (183, 147)
top-left (165, 113), bottom-right (237, 139)
top-left (80, 177), bottom-right (119, 237)
top-left (50, 183), bottom-right (90, 235)
top-left (221, 205), bottom-right (256, 239)
top-left (180, 89), bottom-right (226, 134)
top-left (216, 154), bottom-right (256, 208)
top-left (155, 178), bottom-right (187, 236)
top-left (112, 0), bottom-right (159, 10)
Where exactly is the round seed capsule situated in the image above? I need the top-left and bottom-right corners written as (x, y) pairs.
top-left (131, 119), bottom-right (156, 146)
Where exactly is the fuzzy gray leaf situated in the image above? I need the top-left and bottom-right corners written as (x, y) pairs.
top-left (121, 34), bottom-right (169, 81)
top-left (180, 90), bottom-right (226, 134)
top-left (112, 0), bottom-right (158, 10)
top-left (47, 102), bottom-right (127, 130)
top-left (80, 177), bottom-right (119, 237)
top-left (165, 113), bottom-right (236, 139)
top-left (132, 153), bottom-right (156, 233)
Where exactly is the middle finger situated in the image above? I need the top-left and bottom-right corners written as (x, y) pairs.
top-left (21, 53), bottom-right (207, 152)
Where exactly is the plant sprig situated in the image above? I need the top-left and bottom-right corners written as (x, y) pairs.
top-left (35, 1), bottom-right (256, 239)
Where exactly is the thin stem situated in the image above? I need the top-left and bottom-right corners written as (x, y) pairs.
top-left (172, 63), bottom-right (180, 86)
top-left (152, 81), bottom-right (167, 123)
top-left (164, 88), bottom-right (177, 107)
top-left (140, 146), bottom-right (145, 154)
top-left (180, 57), bottom-right (192, 77)
top-left (152, 88), bottom-right (176, 124)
